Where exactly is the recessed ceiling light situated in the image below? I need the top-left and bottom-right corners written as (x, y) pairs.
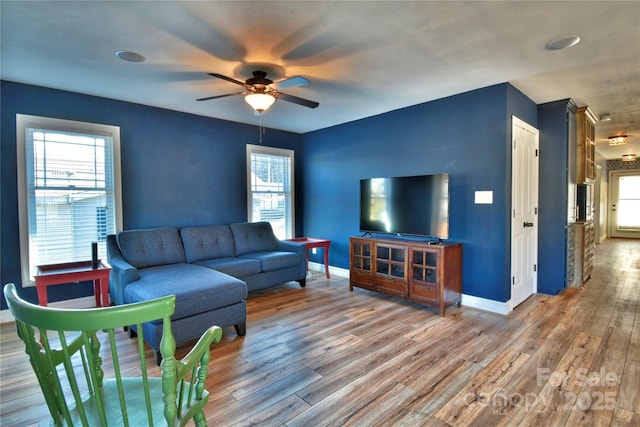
top-left (114, 50), bottom-right (145, 62)
top-left (545, 35), bottom-right (581, 50)
top-left (599, 114), bottom-right (612, 121)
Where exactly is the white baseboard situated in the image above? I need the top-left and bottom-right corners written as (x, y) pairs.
top-left (2, 266), bottom-right (348, 324)
top-left (0, 308), bottom-right (15, 325)
top-left (1, 296), bottom-right (97, 324)
top-left (336, 265), bottom-right (511, 315)
top-left (461, 293), bottom-right (511, 315)
top-left (308, 262), bottom-right (349, 279)
top-left (2, 271), bottom-right (510, 323)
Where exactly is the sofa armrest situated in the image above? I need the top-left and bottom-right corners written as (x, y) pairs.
top-left (277, 240), bottom-right (306, 257)
top-left (107, 234), bottom-right (139, 306)
top-left (277, 240), bottom-right (307, 281)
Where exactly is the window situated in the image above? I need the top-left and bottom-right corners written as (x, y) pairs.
top-left (17, 115), bottom-right (122, 286)
top-left (246, 144), bottom-right (294, 239)
top-left (617, 174), bottom-right (640, 230)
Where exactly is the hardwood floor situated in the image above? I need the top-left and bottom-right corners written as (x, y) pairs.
top-left (1, 238), bottom-right (638, 426)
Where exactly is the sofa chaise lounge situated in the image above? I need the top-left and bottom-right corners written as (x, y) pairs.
top-left (107, 221), bottom-right (306, 363)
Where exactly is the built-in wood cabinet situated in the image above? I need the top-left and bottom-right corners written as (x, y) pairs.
top-left (582, 221), bottom-right (595, 282)
top-left (566, 224), bottom-right (577, 287)
top-left (574, 221), bottom-right (595, 285)
top-left (576, 106), bottom-right (597, 184)
top-left (349, 237), bottom-right (462, 315)
top-left (575, 106), bottom-right (596, 285)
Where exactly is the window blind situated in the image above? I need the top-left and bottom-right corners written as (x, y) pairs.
top-left (247, 145), bottom-right (294, 240)
top-left (24, 126), bottom-right (116, 277)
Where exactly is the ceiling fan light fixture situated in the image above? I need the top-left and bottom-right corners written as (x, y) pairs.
top-left (245, 93), bottom-right (275, 113)
top-left (622, 153), bottom-right (636, 162)
top-left (608, 135), bottom-right (628, 145)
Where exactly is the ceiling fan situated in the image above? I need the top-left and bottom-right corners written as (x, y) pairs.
top-left (197, 70), bottom-right (319, 113)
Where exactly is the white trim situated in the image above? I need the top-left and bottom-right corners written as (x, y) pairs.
top-left (2, 274), bottom-right (513, 323)
top-left (608, 169), bottom-right (640, 238)
top-left (1, 296), bottom-right (97, 324)
top-left (309, 262), bottom-right (349, 279)
top-left (461, 293), bottom-right (511, 315)
top-left (0, 308), bottom-right (16, 325)
top-left (510, 115), bottom-right (539, 307)
top-left (341, 266), bottom-right (512, 315)
top-left (246, 144), bottom-right (295, 239)
top-left (16, 114), bottom-right (123, 287)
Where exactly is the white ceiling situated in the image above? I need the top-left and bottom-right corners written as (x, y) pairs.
top-left (1, 1), bottom-right (639, 160)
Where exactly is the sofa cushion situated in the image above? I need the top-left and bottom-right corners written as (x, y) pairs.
top-left (194, 257), bottom-right (262, 277)
top-left (117, 227), bottom-right (185, 268)
top-left (180, 225), bottom-right (236, 263)
top-left (123, 263), bottom-right (247, 321)
top-left (230, 222), bottom-right (279, 255)
top-left (239, 251), bottom-right (302, 272)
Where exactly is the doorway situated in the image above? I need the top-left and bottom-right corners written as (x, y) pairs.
top-left (610, 170), bottom-right (640, 239)
top-left (510, 116), bottom-right (539, 309)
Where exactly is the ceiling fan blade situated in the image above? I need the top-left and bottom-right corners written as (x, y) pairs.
top-left (208, 73), bottom-right (248, 87)
top-left (273, 76), bottom-right (309, 90)
top-left (196, 92), bottom-right (244, 101)
top-left (274, 92), bottom-right (319, 109)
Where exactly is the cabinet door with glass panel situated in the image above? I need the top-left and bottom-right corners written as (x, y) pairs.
top-left (410, 248), bottom-right (440, 285)
top-left (349, 238), bottom-right (375, 291)
top-left (374, 243), bottom-right (408, 298)
top-left (375, 243), bottom-right (407, 278)
top-left (409, 247), bottom-right (440, 305)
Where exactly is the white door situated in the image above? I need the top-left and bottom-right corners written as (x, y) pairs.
top-left (511, 117), bottom-right (539, 309)
top-left (610, 170), bottom-right (640, 239)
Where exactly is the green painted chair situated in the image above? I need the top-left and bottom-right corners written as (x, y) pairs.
top-left (3, 283), bottom-right (222, 426)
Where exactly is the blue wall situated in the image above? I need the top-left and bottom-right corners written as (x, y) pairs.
top-left (1, 81), bottom-right (303, 307)
top-left (537, 99), bottom-right (576, 295)
top-left (301, 83), bottom-right (537, 302)
top-left (1, 80), bottom-right (538, 308)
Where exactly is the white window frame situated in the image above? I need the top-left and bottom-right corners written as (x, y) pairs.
top-left (16, 114), bottom-right (123, 286)
top-left (246, 144), bottom-right (295, 239)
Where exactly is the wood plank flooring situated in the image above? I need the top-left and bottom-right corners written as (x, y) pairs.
top-left (1, 238), bottom-right (638, 426)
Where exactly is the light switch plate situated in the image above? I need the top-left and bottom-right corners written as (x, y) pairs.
top-left (475, 191), bottom-right (493, 204)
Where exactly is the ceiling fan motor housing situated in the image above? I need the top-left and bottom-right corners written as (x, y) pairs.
top-left (246, 71), bottom-right (273, 87)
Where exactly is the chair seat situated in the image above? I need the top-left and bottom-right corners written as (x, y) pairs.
top-left (63, 378), bottom-right (208, 426)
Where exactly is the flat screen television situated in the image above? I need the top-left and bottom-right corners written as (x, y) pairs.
top-left (360, 173), bottom-right (449, 239)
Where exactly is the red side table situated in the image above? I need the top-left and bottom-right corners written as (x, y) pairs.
top-left (287, 237), bottom-right (331, 279)
top-left (34, 260), bottom-right (111, 307)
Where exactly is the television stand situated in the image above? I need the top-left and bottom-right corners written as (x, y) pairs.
top-left (349, 236), bottom-right (462, 315)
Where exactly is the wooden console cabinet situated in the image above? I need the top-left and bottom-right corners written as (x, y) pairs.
top-left (349, 237), bottom-right (462, 315)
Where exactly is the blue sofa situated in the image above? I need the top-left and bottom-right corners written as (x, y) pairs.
top-left (107, 221), bottom-right (306, 363)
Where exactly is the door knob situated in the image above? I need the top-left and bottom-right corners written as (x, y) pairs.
top-left (523, 222), bottom-right (534, 228)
